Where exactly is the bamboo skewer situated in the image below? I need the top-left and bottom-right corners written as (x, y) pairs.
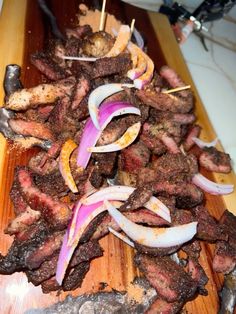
top-left (162, 85), bottom-right (191, 94)
top-left (130, 18), bottom-right (135, 34)
top-left (99, 0), bottom-right (107, 31)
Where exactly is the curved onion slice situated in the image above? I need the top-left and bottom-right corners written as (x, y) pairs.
top-left (108, 227), bottom-right (135, 247)
top-left (82, 185), bottom-right (171, 223)
top-left (105, 200), bottom-right (197, 248)
top-left (192, 137), bottom-right (218, 148)
top-left (192, 173), bottom-right (234, 195)
top-left (134, 53), bottom-right (154, 89)
top-left (105, 25), bottom-right (131, 58)
top-left (88, 122), bottom-right (141, 153)
top-left (56, 200), bottom-right (122, 285)
top-left (77, 102), bottom-right (141, 169)
top-left (127, 42), bottom-right (147, 80)
top-left (88, 83), bottom-right (134, 129)
top-left (59, 139), bottom-right (78, 193)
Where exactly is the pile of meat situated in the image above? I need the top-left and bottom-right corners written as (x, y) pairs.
top-left (1, 24), bottom-right (236, 313)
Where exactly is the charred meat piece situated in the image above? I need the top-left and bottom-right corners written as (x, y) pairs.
top-left (136, 89), bottom-right (193, 114)
top-left (25, 231), bottom-right (64, 269)
top-left (152, 180), bottom-right (204, 208)
top-left (146, 298), bottom-right (183, 314)
top-left (192, 206), bottom-right (227, 242)
top-left (31, 52), bottom-right (66, 81)
top-left (188, 258), bottom-right (208, 295)
top-left (62, 262), bottom-right (90, 291)
top-left (199, 147), bottom-right (231, 173)
top-left (213, 210), bottom-right (236, 274)
top-left (119, 141), bottom-right (150, 173)
top-left (91, 209), bottom-right (169, 240)
top-left (26, 240), bottom-right (103, 286)
top-left (183, 124), bottom-right (201, 151)
top-left (5, 207), bottom-right (41, 235)
top-left (16, 167), bottom-right (71, 230)
top-left (152, 152), bottom-right (198, 180)
top-left (92, 53), bottom-right (132, 78)
top-left (134, 243), bottom-right (180, 257)
top-left (134, 254), bottom-right (197, 302)
top-left (10, 181), bottom-right (29, 215)
top-left (5, 76), bottom-right (76, 111)
top-left (28, 151), bottom-right (58, 176)
top-left (41, 262), bottom-right (90, 293)
top-left (82, 31), bottom-right (114, 57)
top-left (120, 186), bottom-right (153, 211)
top-left (0, 222), bottom-right (50, 274)
top-left (182, 240), bottom-right (201, 259)
top-left (71, 75), bottom-right (90, 110)
top-left (9, 119), bottom-right (54, 141)
top-left (48, 96), bottom-right (77, 139)
top-left (90, 152), bottom-right (117, 188)
top-left (33, 170), bottom-right (69, 197)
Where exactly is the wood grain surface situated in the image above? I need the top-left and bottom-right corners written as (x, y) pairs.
top-left (0, 1), bottom-right (235, 313)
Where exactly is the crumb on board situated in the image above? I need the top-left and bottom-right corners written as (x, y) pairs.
top-left (78, 4), bottom-right (121, 34)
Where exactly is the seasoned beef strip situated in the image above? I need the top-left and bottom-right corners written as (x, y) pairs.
top-left (26, 240), bottom-right (103, 286)
top-left (134, 254), bottom-right (197, 302)
top-left (16, 167), bottom-right (71, 229)
top-left (213, 210), bottom-right (236, 274)
top-left (146, 298), bottom-right (183, 314)
top-left (30, 52), bottom-right (66, 81)
top-left (199, 147), bottom-right (231, 173)
top-left (188, 258), bottom-right (208, 295)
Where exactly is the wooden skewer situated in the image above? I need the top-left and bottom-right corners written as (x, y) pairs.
top-left (130, 19), bottom-right (135, 34)
top-left (99, 0), bottom-right (107, 31)
top-left (162, 85), bottom-right (191, 94)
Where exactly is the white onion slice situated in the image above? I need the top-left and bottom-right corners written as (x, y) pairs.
top-left (192, 173), bottom-right (234, 195)
top-left (82, 185), bottom-right (171, 223)
top-left (105, 200), bottom-right (197, 248)
top-left (88, 122), bottom-right (141, 153)
top-left (192, 137), bottom-right (218, 148)
top-left (108, 227), bottom-right (135, 247)
top-left (62, 56), bottom-right (98, 61)
top-left (88, 83), bottom-right (135, 129)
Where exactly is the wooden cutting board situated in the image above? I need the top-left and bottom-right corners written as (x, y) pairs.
top-left (0, 1), bottom-right (235, 313)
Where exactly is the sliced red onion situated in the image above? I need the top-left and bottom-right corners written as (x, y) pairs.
top-left (88, 83), bottom-right (134, 129)
top-left (108, 227), bottom-right (135, 248)
top-left (56, 200), bottom-right (122, 285)
top-left (192, 137), bottom-right (218, 148)
top-left (82, 185), bottom-right (171, 223)
top-left (77, 102), bottom-right (140, 169)
top-left (105, 200), bottom-right (197, 248)
top-left (88, 122), bottom-right (141, 153)
top-left (192, 173), bottom-right (234, 195)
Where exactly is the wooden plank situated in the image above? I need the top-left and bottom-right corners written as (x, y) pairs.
top-left (0, 1), bottom-right (235, 313)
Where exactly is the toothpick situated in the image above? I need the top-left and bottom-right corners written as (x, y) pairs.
top-left (130, 19), bottom-right (135, 34)
top-left (99, 0), bottom-right (107, 31)
top-left (162, 85), bottom-right (191, 94)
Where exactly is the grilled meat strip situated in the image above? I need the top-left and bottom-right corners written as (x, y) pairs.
top-left (146, 298), bottom-right (183, 314)
top-left (5, 76), bottom-right (76, 111)
top-left (9, 119), bottom-right (55, 141)
top-left (26, 240), bottom-right (103, 286)
top-left (199, 147), bottom-right (232, 173)
top-left (16, 167), bottom-right (71, 229)
top-left (134, 254), bottom-right (197, 302)
top-left (213, 210), bottom-right (236, 274)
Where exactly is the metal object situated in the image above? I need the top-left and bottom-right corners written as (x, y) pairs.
top-left (37, 0), bottom-right (65, 41)
top-left (25, 278), bottom-right (157, 314)
top-left (3, 64), bottom-right (23, 99)
top-left (219, 268), bottom-right (236, 314)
